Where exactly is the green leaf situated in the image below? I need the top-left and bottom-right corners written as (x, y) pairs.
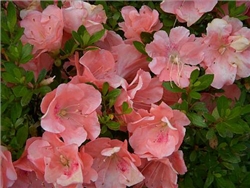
top-left (162, 81), bottom-right (185, 93)
top-left (25, 71), bottom-right (35, 83)
top-left (190, 69), bottom-right (200, 84)
top-left (204, 170), bottom-right (214, 188)
top-left (220, 152), bottom-right (240, 164)
top-left (241, 104), bottom-right (250, 115)
top-left (1, 29), bottom-right (10, 44)
top-left (133, 41), bottom-right (147, 55)
top-left (187, 113), bottom-right (207, 127)
top-left (40, 0), bottom-right (54, 9)
top-left (14, 118), bottom-right (24, 129)
top-left (140, 32), bottom-right (154, 44)
top-left (216, 123), bottom-right (233, 138)
top-left (189, 90), bottom-right (201, 99)
top-left (191, 102), bottom-right (208, 113)
top-left (13, 27), bottom-right (24, 43)
top-left (122, 101), bottom-right (133, 114)
top-left (189, 150), bottom-right (197, 162)
top-left (216, 96), bottom-right (230, 117)
top-left (102, 82), bottom-right (109, 96)
top-left (37, 69), bottom-right (47, 83)
top-left (7, 2), bottom-right (17, 32)
top-left (106, 121), bottom-right (120, 131)
top-left (193, 74), bottom-right (214, 91)
top-left (21, 91), bottom-right (33, 106)
top-left (222, 162), bottom-right (234, 170)
top-left (72, 31), bottom-right (83, 46)
top-left (19, 44), bottom-right (33, 64)
top-left (215, 177), bottom-right (236, 188)
top-left (88, 29), bottom-right (105, 44)
top-left (11, 102), bottom-right (22, 122)
top-left (16, 124), bottom-right (29, 148)
top-left (12, 85), bottom-right (29, 97)
top-left (34, 86), bottom-right (51, 95)
top-left (206, 129), bottom-right (215, 140)
top-left (106, 89), bottom-right (121, 100)
top-left (2, 72), bottom-right (19, 83)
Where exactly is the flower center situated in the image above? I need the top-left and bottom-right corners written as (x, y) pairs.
top-left (60, 155), bottom-right (69, 166)
top-left (58, 109), bottom-right (67, 117)
top-left (169, 54), bottom-right (181, 65)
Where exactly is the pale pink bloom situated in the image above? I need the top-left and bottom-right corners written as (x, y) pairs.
top-left (0, 146), bottom-right (17, 187)
top-left (128, 102), bottom-right (190, 160)
top-left (20, 53), bottom-right (54, 80)
top-left (202, 16), bottom-right (250, 88)
top-left (14, 137), bottom-right (45, 180)
top-left (114, 69), bottom-right (163, 130)
top-left (41, 82), bottom-right (101, 146)
top-left (160, 0), bottom-right (218, 26)
top-left (97, 32), bottom-right (150, 83)
top-left (72, 48), bottom-right (124, 89)
top-left (146, 27), bottom-right (204, 88)
top-left (113, 43), bottom-right (150, 83)
top-left (26, 132), bottom-right (97, 187)
top-left (20, 5), bottom-right (64, 56)
top-left (119, 5), bottom-right (162, 41)
top-left (62, 0), bottom-right (107, 34)
top-left (135, 151), bottom-right (187, 188)
top-left (96, 31), bottom-right (124, 52)
top-left (84, 138), bottom-right (144, 188)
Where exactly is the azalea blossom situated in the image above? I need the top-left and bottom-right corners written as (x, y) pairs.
top-left (20, 5), bottom-right (64, 56)
top-left (62, 0), bottom-right (107, 35)
top-left (135, 151), bottom-right (187, 188)
top-left (202, 16), bottom-right (250, 88)
top-left (41, 82), bottom-right (101, 146)
top-left (160, 0), bottom-right (218, 26)
top-left (20, 132), bottom-right (97, 187)
top-left (84, 138), bottom-right (144, 188)
top-left (114, 69), bottom-right (163, 130)
top-left (128, 102), bottom-right (190, 160)
top-left (146, 27), bottom-right (204, 88)
top-left (119, 5), bottom-right (162, 41)
top-left (1, 146), bottom-right (17, 188)
top-left (71, 48), bottom-right (124, 89)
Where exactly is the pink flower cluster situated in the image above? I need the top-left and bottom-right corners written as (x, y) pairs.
top-left (2, 0), bottom-right (250, 187)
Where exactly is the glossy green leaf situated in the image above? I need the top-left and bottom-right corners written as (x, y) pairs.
top-left (21, 91), bottom-right (33, 106)
top-left (187, 113), bottom-right (207, 127)
top-left (162, 81), bottom-right (185, 93)
top-left (89, 29), bottom-right (105, 44)
top-left (133, 41), bottom-right (147, 55)
top-left (7, 2), bottom-right (17, 32)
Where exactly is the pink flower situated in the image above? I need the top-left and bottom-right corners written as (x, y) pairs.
top-left (202, 16), bottom-right (250, 88)
top-left (119, 5), bottom-right (162, 41)
top-left (84, 138), bottom-right (144, 188)
top-left (20, 5), bottom-right (64, 56)
top-left (20, 53), bottom-right (54, 80)
top-left (114, 69), bottom-right (163, 130)
top-left (72, 48), bottom-right (124, 89)
top-left (62, 0), bottom-right (107, 34)
top-left (136, 151), bottom-right (187, 188)
top-left (146, 27), bottom-right (204, 88)
top-left (26, 132), bottom-right (97, 187)
top-left (1, 146), bottom-right (17, 187)
top-left (128, 102), bottom-right (190, 160)
top-left (113, 43), bottom-right (150, 83)
top-left (41, 82), bottom-right (101, 146)
top-left (160, 0), bottom-right (218, 26)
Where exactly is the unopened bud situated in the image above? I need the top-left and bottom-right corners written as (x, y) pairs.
top-left (40, 76), bottom-right (55, 86)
